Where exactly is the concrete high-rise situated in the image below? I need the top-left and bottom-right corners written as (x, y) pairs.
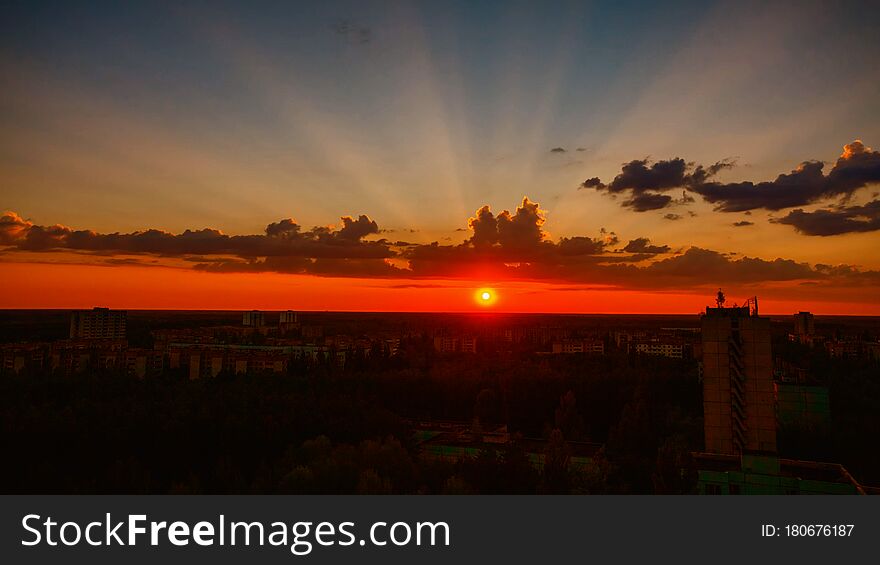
top-left (701, 294), bottom-right (775, 455)
top-left (69, 307), bottom-right (127, 340)
top-left (242, 310), bottom-right (266, 327)
top-left (793, 311), bottom-right (815, 339)
top-left (279, 310), bottom-right (298, 324)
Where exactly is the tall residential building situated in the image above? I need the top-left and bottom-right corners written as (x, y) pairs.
top-left (701, 295), bottom-right (775, 455)
top-left (69, 308), bottom-right (127, 340)
top-left (279, 310), bottom-right (298, 324)
top-left (242, 310), bottom-right (265, 327)
top-left (793, 311), bottom-right (815, 338)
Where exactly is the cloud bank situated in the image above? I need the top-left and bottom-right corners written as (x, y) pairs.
top-left (580, 140), bottom-right (880, 234)
top-left (3, 197), bottom-right (878, 293)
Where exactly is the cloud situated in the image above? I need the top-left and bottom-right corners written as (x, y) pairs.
top-left (622, 238), bottom-right (671, 254)
top-left (604, 157), bottom-right (691, 192)
top-left (400, 199), bottom-right (878, 291)
top-left (4, 199), bottom-right (878, 292)
top-left (0, 211), bottom-right (33, 244)
top-left (623, 192), bottom-right (673, 211)
top-left (663, 213), bottom-right (682, 221)
top-left (579, 157), bottom-right (732, 211)
top-left (772, 199), bottom-right (880, 235)
top-left (467, 197), bottom-right (548, 250)
top-left (732, 221), bottom-right (754, 227)
top-left (0, 211), bottom-right (393, 277)
top-left (632, 247), bottom-right (817, 286)
top-left (550, 147), bottom-right (567, 153)
top-left (337, 215), bottom-right (380, 240)
top-left (581, 141), bottom-right (880, 216)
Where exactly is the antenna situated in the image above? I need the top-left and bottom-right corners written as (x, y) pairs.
top-left (716, 289), bottom-right (726, 308)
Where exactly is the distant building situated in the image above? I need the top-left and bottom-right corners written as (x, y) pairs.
top-left (551, 339), bottom-right (605, 355)
top-left (701, 295), bottom-right (776, 454)
top-left (0, 342), bottom-right (48, 374)
top-left (433, 335), bottom-right (478, 353)
top-left (242, 310), bottom-right (265, 328)
top-left (279, 310), bottom-right (298, 324)
top-left (123, 348), bottom-right (163, 378)
top-left (460, 336), bottom-right (478, 354)
top-left (69, 308), bottom-right (126, 340)
top-left (633, 338), bottom-right (683, 359)
top-left (167, 343), bottom-right (337, 378)
top-left (824, 339), bottom-right (861, 359)
top-left (793, 311), bottom-right (815, 338)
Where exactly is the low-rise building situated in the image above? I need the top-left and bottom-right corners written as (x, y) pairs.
top-left (694, 452), bottom-right (865, 495)
top-left (633, 338), bottom-right (684, 359)
top-left (551, 339), bottom-right (605, 355)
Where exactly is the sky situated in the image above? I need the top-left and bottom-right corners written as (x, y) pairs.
top-left (2, 0), bottom-right (880, 314)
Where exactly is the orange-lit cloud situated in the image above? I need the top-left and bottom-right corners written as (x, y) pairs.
top-left (3, 194), bottom-right (880, 310)
top-left (580, 140), bottom-right (880, 223)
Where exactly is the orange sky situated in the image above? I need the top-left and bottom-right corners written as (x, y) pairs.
top-left (2, 3), bottom-right (879, 316)
top-left (3, 262), bottom-right (877, 316)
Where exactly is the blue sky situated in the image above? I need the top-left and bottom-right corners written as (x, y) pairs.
top-left (2, 0), bottom-right (879, 267)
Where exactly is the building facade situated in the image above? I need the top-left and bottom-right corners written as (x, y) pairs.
top-left (701, 298), bottom-right (776, 455)
top-left (242, 310), bottom-right (266, 327)
top-left (69, 308), bottom-right (127, 340)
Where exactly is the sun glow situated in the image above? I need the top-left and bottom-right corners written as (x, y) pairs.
top-left (476, 288), bottom-right (497, 306)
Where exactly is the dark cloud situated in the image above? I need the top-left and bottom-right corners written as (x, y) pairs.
top-left (581, 140), bottom-right (880, 215)
top-left (580, 157), bottom-right (732, 211)
top-left (663, 213), bottom-right (682, 221)
top-left (4, 198), bottom-right (878, 292)
top-left (606, 157), bottom-right (690, 192)
top-left (633, 247), bottom-right (816, 286)
top-left (772, 199), bottom-right (880, 235)
top-left (336, 215), bottom-right (379, 240)
top-left (550, 147), bottom-right (567, 153)
top-left (0, 211), bottom-right (392, 271)
top-left (623, 192), bottom-right (673, 211)
top-left (622, 238), bottom-right (671, 254)
top-left (557, 236), bottom-right (606, 256)
top-left (732, 221), bottom-right (754, 227)
top-left (467, 197), bottom-right (548, 250)
top-left (576, 147), bottom-right (588, 152)
top-left (693, 160), bottom-right (828, 212)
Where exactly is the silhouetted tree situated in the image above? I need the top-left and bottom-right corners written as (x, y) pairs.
top-left (540, 429), bottom-right (571, 493)
top-left (554, 390), bottom-right (586, 441)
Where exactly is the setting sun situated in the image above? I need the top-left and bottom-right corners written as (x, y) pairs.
top-left (475, 288), bottom-right (497, 306)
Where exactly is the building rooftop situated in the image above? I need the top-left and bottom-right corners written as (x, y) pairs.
top-left (693, 452), bottom-right (866, 492)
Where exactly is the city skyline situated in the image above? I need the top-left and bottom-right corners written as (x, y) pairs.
top-left (2, 1), bottom-right (880, 314)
